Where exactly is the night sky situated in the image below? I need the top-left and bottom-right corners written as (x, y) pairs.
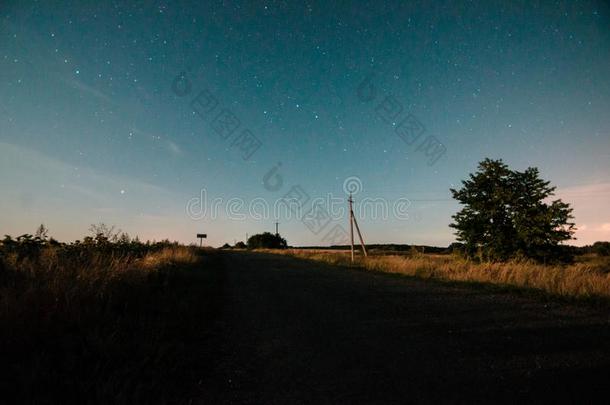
top-left (1, 1), bottom-right (609, 246)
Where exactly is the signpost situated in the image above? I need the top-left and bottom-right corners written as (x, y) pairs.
top-left (196, 233), bottom-right (207, 247)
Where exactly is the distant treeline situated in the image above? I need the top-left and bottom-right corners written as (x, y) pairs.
top-left (0, 223), bottom-right (183, 262)
top-left (294, 244), bottom-right (449, 254)
top-left (294, 242), bottom-right (610, 256)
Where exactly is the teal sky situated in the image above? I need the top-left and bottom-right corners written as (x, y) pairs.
top-left (1, 1), bottom-right (609, 246)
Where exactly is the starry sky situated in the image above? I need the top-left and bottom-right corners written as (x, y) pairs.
top-left (1, 0), bottom-right (609, 247)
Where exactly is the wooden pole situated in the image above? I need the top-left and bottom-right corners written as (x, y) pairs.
top-left (349, 193), bottom-right (354, 263)
top-left (352, 213), bottom-right (368, 257)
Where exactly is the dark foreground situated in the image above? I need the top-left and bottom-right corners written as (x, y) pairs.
top-left (200, 251), bottom-right (610, 404)
top-left (4, 250), bottom-right (610, 404)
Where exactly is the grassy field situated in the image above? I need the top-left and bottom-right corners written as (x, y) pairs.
top-left (267, 249), bottom-right (610, 301)
top-left (3, 238), bottom-right (610, 403)
top-left (0, 244), bottom-right (224, 404)
top-left (2, 242), bottom-right (610, 403)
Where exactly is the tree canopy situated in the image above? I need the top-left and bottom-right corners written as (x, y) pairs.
top-left (247, 232), bottom-right (287, 249)
top-left (592, 241), bottom-right (610, 256)
top-left (450, 158), bottom-right (575, 262)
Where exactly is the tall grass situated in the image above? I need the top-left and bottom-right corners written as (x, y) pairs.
top-left (271, 249), bottom-right (610, 300)
top-left (0, 245), bottom-right (218, 404)
top-left (0, 246), bottom-right (199, 320)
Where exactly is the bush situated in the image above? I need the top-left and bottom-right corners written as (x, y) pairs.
top-left (247, 232), bottom-right (287, 249)
top-left (593, 241), bottom-right (610, 257)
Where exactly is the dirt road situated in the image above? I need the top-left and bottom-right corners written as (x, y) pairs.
top-left (199, 251), bottom-right (610, 404)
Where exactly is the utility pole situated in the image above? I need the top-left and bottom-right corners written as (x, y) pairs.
top-left (348, 193), bottom-right (368, 262)
top-left (353, 214), bottom-right (368, 257)
top-left (349, 193), bottom-right (355, 262)
top-left (275, 221), bottom-right (279, 236)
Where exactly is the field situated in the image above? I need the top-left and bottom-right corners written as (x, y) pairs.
top-left (3, 244), bottom-right (610, 403)
top-left (270, 249), bottom-right (610, 301)
top-left (0, 243), bottom-right (224, 404)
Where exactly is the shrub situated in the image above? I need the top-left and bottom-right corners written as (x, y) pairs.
top-left (247, 232), bottom-right (287, 249)
top-left (593, 241), bottom-right (610, 257)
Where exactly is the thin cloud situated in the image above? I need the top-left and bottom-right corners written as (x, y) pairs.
top-left (167, 140), bottom-right (183, 156)
top-left (0, 141), bottom-right (199, 243)
top-left (556, 182), bottom-right (610, 199)
top-left (63, 78), bottom-right (116, 104)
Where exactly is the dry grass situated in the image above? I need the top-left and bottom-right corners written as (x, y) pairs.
top-left (0, 245), bottom-right (221, 404)
top-left (268, 249), bottom-right (610, 300)
top-left (0, 246), bottom-right (200, 319)
top-left (137, 246), bottom-right (200, 269)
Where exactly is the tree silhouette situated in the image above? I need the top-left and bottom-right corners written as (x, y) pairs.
top-left (593, 241), bottom-right (610, 256)
top-left (89, 223), bottom-right (121, 243)
top-left (450, 158), bottom-right (575, 262)
top-left (35, 224), bottom-right (49, 241)
top-left (246, 232), bottom-right (287, 249)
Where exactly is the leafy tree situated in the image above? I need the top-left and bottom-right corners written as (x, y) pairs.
top-left (593, 241), bottom-right (610, 257)
top-left (234, 241), bottom-right (247, 249)
top-left (246, 232), bottom-right (287, 249)
top-left (450, 158), bottom-right (575, 262)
